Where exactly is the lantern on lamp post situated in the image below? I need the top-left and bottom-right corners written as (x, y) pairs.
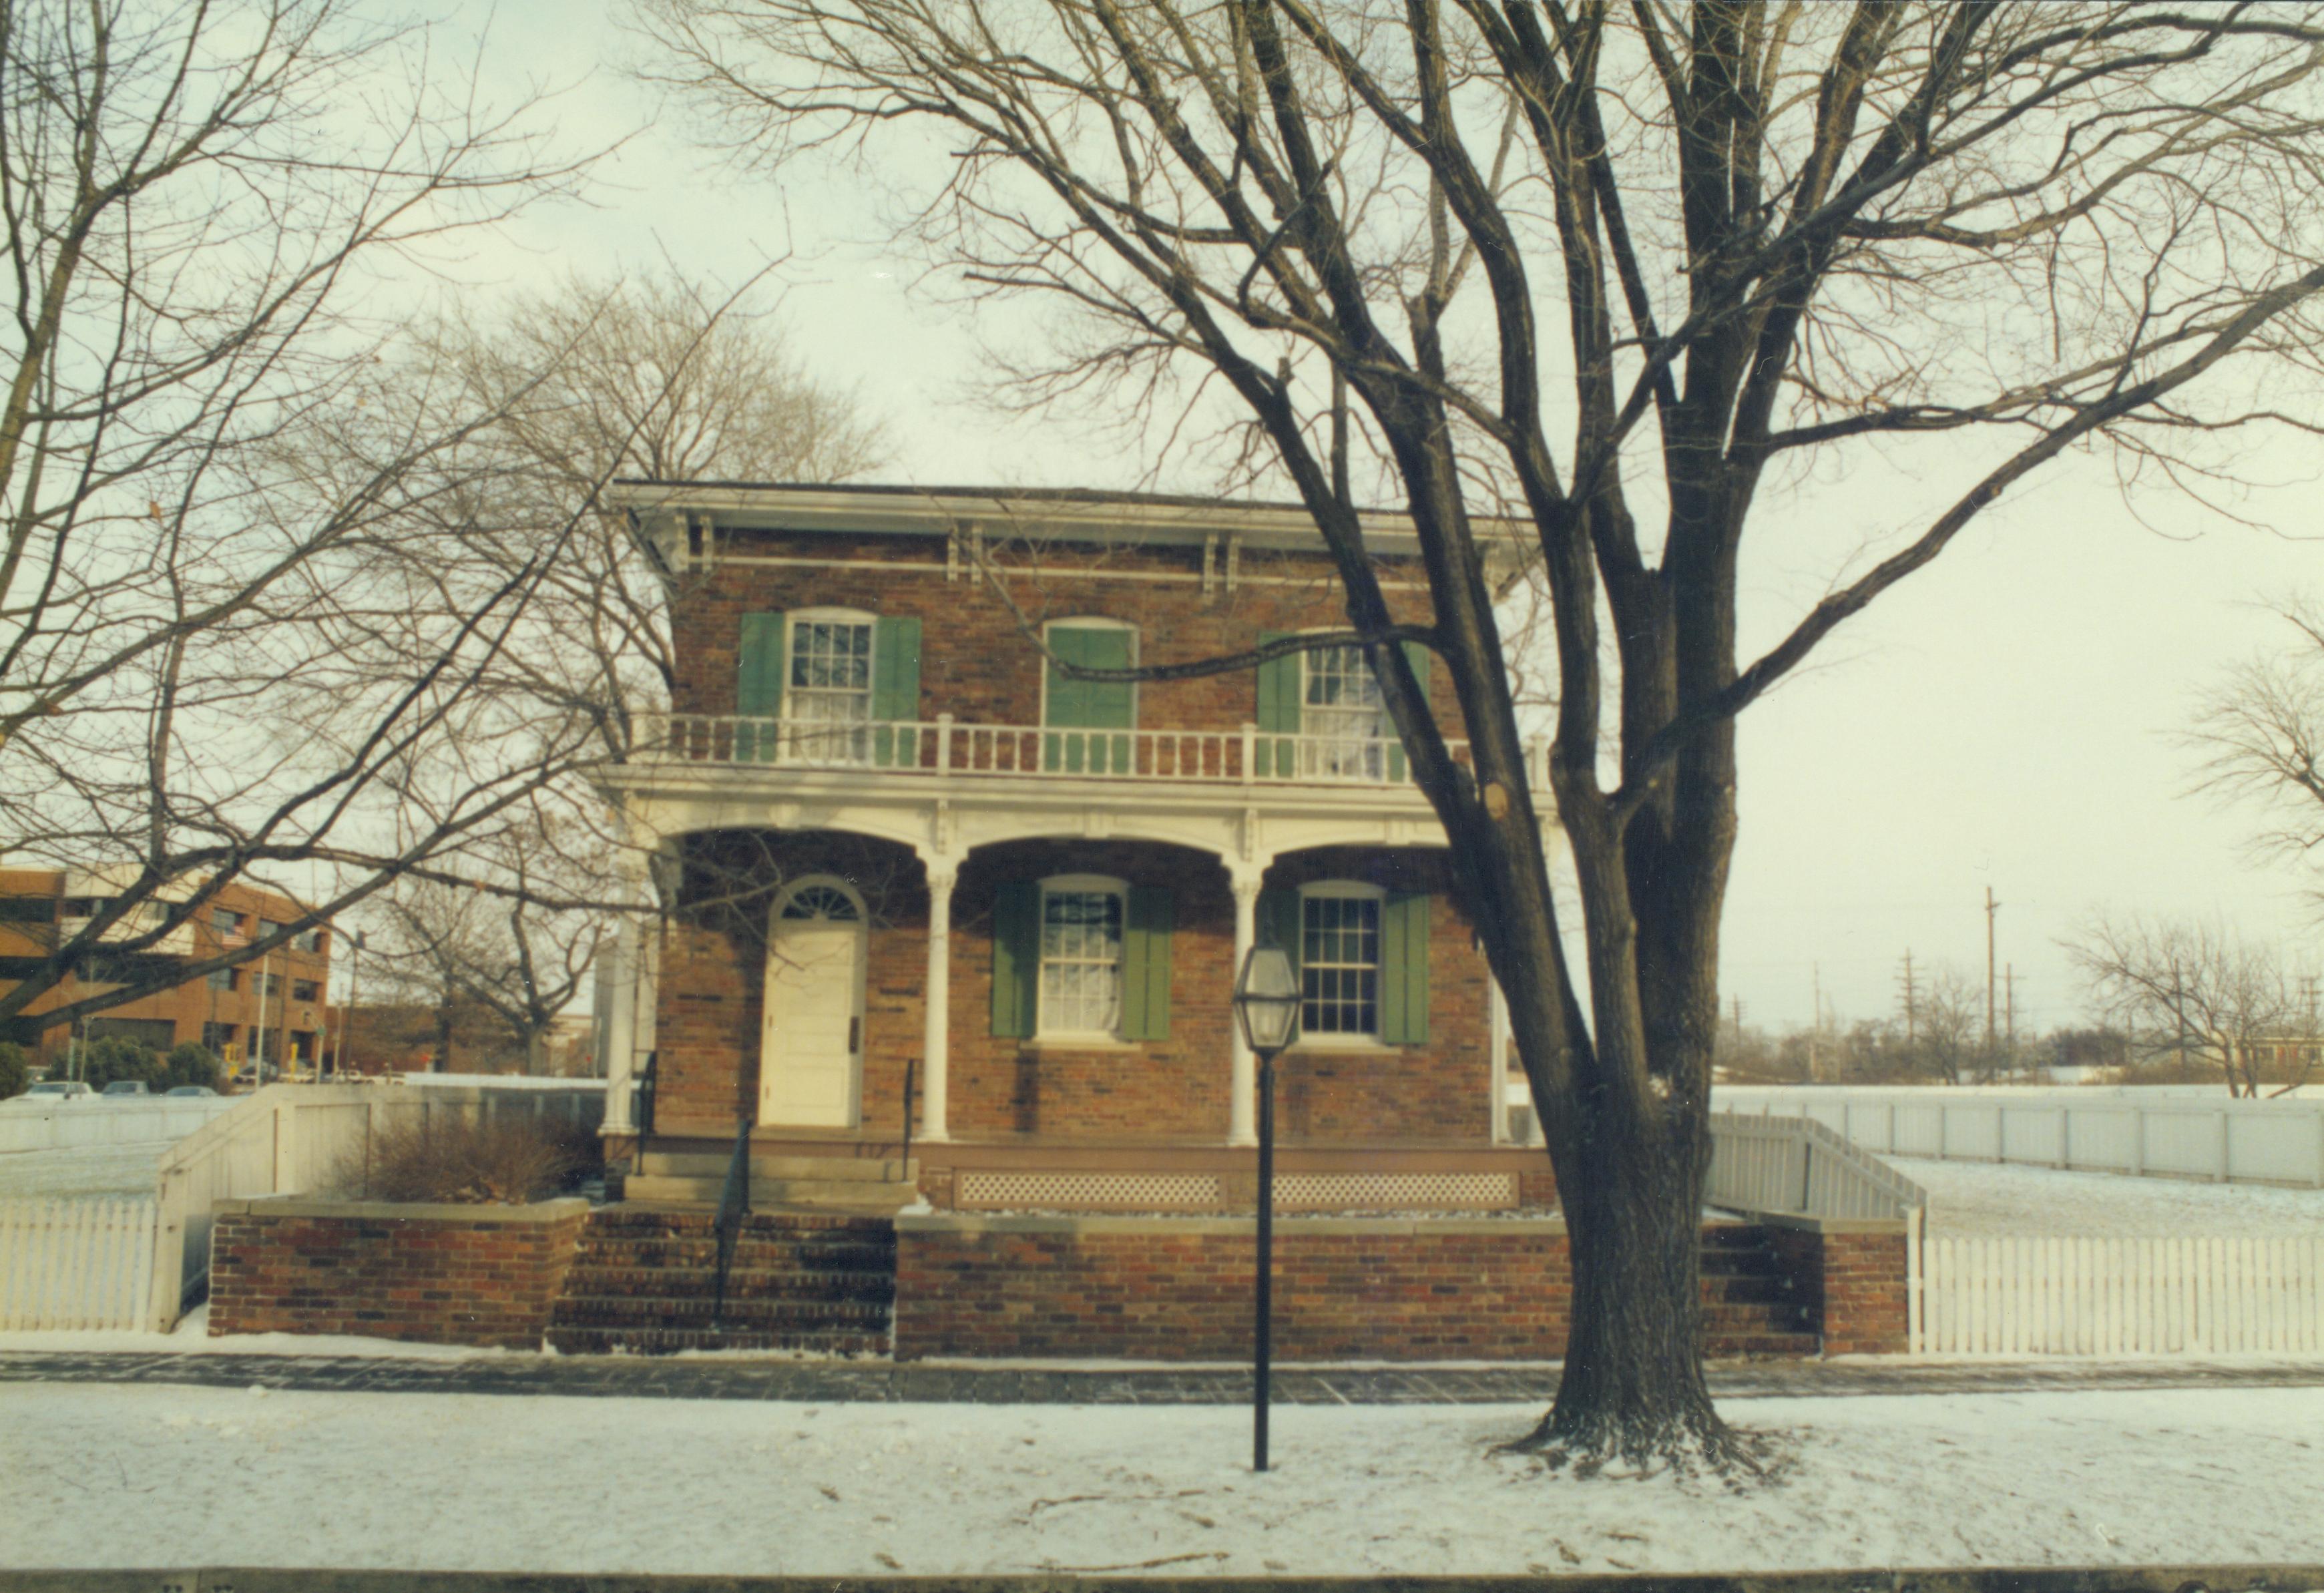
top-left (1230, 941), bottom-right (1300, 1473)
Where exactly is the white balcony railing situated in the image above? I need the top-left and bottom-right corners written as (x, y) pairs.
top-left (643, 714), bottom-right (1548, 791)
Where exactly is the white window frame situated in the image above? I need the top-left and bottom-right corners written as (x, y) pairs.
top-left (784, 607), bottom-right (879, 762)
top-left (1035, 873), bottom-right (1129, 1043)
top-left (1299, 636), bottom-right (1392, 780)
top-left (1293, 880), bottom-right (1387, 1048)
top-left (1037, 617), bottom-right (1139, 729)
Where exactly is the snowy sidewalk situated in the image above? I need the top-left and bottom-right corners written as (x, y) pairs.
top-left (5, 1347), bottom-right (2323, 1402)
top-left (5, 1382), bottom-right (2324, 1574)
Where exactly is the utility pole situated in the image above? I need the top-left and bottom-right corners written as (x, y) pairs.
top-left (2004, 964), bottom-right (2018, 1076)
top-left (1984, 887), bottom-right (2000, 1081)
top-left (1898, 949), bottom-right (1919, 1049)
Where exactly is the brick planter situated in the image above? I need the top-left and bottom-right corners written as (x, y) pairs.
top-left (208, 1196), bottom-right (589, 1349)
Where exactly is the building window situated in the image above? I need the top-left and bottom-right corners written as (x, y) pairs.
top-left (1041, 620), bottom-right (1136, 774)
top-left (202, 1022), bottom-right (236, 1053)
top-left (291, 979), bottom-right (320, 1002)
top-left (0, 895), bottom-right (55, 923)
top-left (291, 926), bottom-right (324, 953)
top-left (211, 907), bottom-right (243, 937)
top-left (1303, 645), bottom-right (1391, 778)
top-left (262, 973), bottom-right (283, 998)
top-left (1301, 884), bottom-right (1383, 1037)
top-left (786, 612), bottom-right (875, 760)
top-left (206, 966), bottom-right (239, 992)
top-left (1039, 876), bottom-right (1125, 1037)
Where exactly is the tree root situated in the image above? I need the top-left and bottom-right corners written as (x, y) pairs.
top-left (1495, 1405), bottom-right (1792, 1489)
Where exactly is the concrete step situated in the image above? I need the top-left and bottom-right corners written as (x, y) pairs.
top-left (620, 1174), bottom-right (921, 1212)
top-left (639, 1152), bottom-right (917, 1184)
top-left (544, 1324), bottom-right (889, 1357)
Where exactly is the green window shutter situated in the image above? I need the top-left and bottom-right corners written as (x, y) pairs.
top-left (1379, 891), bottom-right (1431, 1045)
top-left (871, 616), bottom-right (923, 768)
top-left (1121, 887), bottom-right (1173, 1042)
top-left (737, 612), bottom-right (786, 763)
top-left (1383, 641), bottom-right (1431, 783)
top-left (991, 881), bottom-right (1040, 1038)
top-left (1254, 632), bottom-right (1300, 778)
top-left (1256, 889), bottom-right (1303, 978)
top-left (1043, 626), bottom-right (1135, 773)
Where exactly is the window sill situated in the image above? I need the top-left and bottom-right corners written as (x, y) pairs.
top-left (1025, 1034), bottom-right (1139, 1052)
top-left (1288, 1034), bottom-right (1392, 1053)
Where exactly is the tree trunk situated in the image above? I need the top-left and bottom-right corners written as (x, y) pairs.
top-left (1514, 1095), bottom-right (1746, 1474)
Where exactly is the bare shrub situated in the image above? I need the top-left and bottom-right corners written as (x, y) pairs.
top-left (334, 1114), bottom-right (587, 1205)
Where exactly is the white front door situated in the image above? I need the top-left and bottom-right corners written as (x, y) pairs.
top-left (760, 885), bottom-right (865, 1128)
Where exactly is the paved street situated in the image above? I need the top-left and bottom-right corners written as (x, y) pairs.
top-left (3, 1349), bottom-right (2320, 1403)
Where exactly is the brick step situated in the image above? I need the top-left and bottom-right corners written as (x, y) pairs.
top-left (639, 1152), bottom-right (917, 1184)
top-left (622, 1174), bottom-right (921, 1212)
top-left (1702, 1300), bottom-right (1812, 1334)
top-left (1704, 1331), bottom-right (1822, 1359)
top-left (1700, 1273), bottom-right (1796, 1305)
top-left (1698, 1247), bottom-right (1785, 1279)
top-left (560, 1265), bottom-right (895, 1305)
top-left (551, 1295), bottom-right (892, 1332)
top-left (584, 1209), bottom-right (897, 1236)
top-left (575, 1235), bottom-right (896, 1271)
top-left (544, 1325), bottom-right (889, 1357)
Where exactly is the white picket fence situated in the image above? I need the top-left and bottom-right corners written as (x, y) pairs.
top-left (0, 1198), bottom-right (158, 1329)
top-left (1718, 1086), bottom-right (2324, 1189)
top-left (1915, 1234), bottom-right (2324, 1355)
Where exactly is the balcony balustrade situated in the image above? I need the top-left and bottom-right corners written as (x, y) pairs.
top-left (640, 713), bottom-right (1549, 792)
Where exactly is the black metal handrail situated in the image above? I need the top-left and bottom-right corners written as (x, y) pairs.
top-left (635, 1050), bottom-right (658, 1140)
top-left (710, 1115), bottom-right (752, 1327)
top-left (900, 1056), bottom-right (917, 1184)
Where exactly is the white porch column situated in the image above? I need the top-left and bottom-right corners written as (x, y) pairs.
top-left (598, 923), bottom-right (637, 1133)
top-left (1228, 871), bottom-right (1262, 1146)
top-left (921, 860), bottom-right (957, 1143)
top-left (1487, 975), bottom-right (1511, 1145)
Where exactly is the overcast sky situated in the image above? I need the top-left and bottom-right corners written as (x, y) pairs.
top-left (435, 1), bottom-right (2321, 1035)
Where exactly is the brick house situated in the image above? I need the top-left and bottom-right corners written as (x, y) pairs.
top-left (0, 866), bottom-right (332, 1077)
top-left (594, 481), bottom-right (1554, 1214)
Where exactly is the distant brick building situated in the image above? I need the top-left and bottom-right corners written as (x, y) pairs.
top-left (595, 481), bottom-right (1553, 1211)
top-left (0, 867), bottom-right (332, 1076)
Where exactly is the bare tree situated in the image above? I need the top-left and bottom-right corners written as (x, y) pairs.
top-left (2067, 915), bottom-right (2297, 1097)
top-left (642, 0), bottom-right (2324, 1469)
top-left (0, 0), bottom-right (619, 1042)
top-left (1914, 967), bottom-right (1984, 1086)
top-left (2189, 601), bottom-right (2324, 907)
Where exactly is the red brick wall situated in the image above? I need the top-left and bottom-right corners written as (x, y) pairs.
top-left (1763, 1223), bottom-right (1911, 1355)
top-left (895, 1219), bottom-right (1572, 1361)
top-left (208, 1200), bottom-right (587, 1349)
top-left (671, 529), bottom-right (1465, 738)
top-left (654, 833), bottom-right (1495, 1147)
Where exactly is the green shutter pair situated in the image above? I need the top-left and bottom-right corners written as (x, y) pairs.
top-left (1042, 626), bottom-right (1136, 774)
top-left (1254, 887), bottom-right (1431, 1044)
top-left (736, 612), bottom-right (923, 765)
top-left (1253, 633), bottom-right (1432, 780)
top-left (990, 883), bottom-right (1172, 1040)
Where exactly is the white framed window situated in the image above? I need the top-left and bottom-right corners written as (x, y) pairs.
top-left (786, 608), bottom-right (876, 762)
top-left (1300, 881), bottom-right (1383, 1038)
top-left (1038, 874), bottom-right (1126, 1038)
top-left (1302, 642), bottom-right (1391, 778)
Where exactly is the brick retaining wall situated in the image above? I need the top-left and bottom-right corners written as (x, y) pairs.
top-left (208, 1196), bottom-right (589, 1349)
top-left (1762, 1219), bottom-right (1911, 1355)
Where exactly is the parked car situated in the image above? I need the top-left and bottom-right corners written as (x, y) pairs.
top-left (99, 1080), bottom-right (151, 1098)
top-left (21, 1080), bottom-right (95, 1102)
top-left (164, 1085), bottom-right (218, 1098)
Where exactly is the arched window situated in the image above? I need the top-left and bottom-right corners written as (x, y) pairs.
top-left (780, 882), bottom-right (862, 922)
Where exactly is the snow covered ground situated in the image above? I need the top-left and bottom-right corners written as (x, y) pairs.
top-left (3, 1383), bottom-right (2321, 1574)
top-left (1883, 1155), bottom-right (2324, 1236)
top-left (0, 1138), bottom-right (167, 1200)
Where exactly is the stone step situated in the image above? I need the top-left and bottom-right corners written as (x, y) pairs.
top-left (639, 1152), bottom-right (918, 1184)
top-left (621, 1174), bottom-right (921, 1212)
top-left (561, 1265), bottom-right (897, 1305)
top-left (550, 1295), bottom-right (892, 1333)
top-left (585, 1208), bottom-right (895, 1236)
top-left (573, 1236), bottom-right (896, 1271)
top-left (544, 1325), bottom-right (889, 1357)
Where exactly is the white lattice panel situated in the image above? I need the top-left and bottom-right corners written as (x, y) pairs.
top-left (1276, 1173), bottom-right (1516, 1210)
top-left (957, 1172), bottom-right (1224, 1210)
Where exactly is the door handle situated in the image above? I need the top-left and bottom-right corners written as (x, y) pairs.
top-left (849, 1016), bottom-right (861, 1054)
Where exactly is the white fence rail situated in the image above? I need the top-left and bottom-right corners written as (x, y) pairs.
top-left (0, 1096), bottom-right (240, 1154)
top-left (1706, 1111), bottom-right (1925, 1220)
top-left (1718, 1087), bottom-right (2324, 1189)
top-left (149, 1082), bottom-right (604, 1331)
top-left (1916, 1234), bottom-right (2324, 1355)
top-left (0, 1198), bottom-right (157, 1329)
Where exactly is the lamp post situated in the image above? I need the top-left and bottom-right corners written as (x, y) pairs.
top-left (1230, 941), bottom-right (1300, 1473)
